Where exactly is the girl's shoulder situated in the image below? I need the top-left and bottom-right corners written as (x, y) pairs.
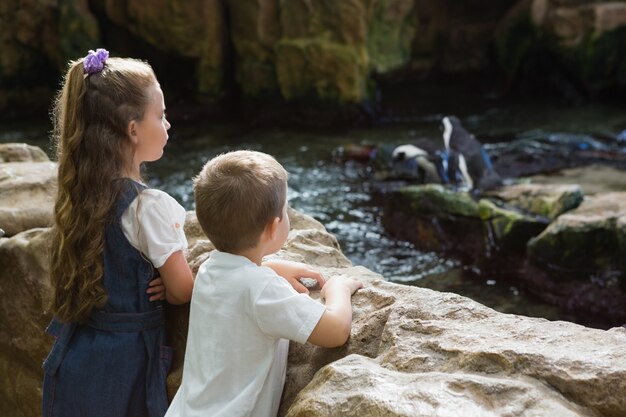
top-left (137, 188), bottom-right (184, 211)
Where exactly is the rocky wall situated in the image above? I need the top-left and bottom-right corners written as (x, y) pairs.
top-left (3, 0), bottom-right (625, 116)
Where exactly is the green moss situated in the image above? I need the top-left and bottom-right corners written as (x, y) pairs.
top-left (233, 34), bottom-right (280, 97)
top-left (398, 185), bottom-right (479, 218)
top-left (479, 200), bottom-right (524, 238)
top-left (528, 225), bottom-right (618, 271)
top-left (479, 199), bottom-right (547, 252)
top-left (58, 0), bottom-right (100, 67)
top-left (367, 0), bottom-right (416, 73)
top-left (494, 12), bottom-right (536, 78)
top-left (275, 38), bottom-right (369, 103)
top-left (578, 27), bottom-right (626, 91)
top-left (196, 64), bottom-right (224, 99)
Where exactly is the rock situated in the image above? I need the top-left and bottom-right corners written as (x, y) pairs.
top-left (282, 279), bottom-right (626, 417)
top-left (478, 198), bottom-right (547, 255)
top-left (273, 0), bottom-right (416, 102)
top-left (392, 184), bottom-right (480, 217)
top-left (382, 184), bottom-right (483, 259)
top-left (0, 161), bottom-right (57, 237)
top-left (0, 0), bottom-right (99, 112)
top-left (528, 192), bottom-right (626, 276)
top-left (0, 143), bottom-right (49, 163)
top-left (104, 0), bottom-right (228, 97)
top-left (382, 181), bottom-right (626, 324)
top-left (496, 0), bottom-right (626, 96)
top-left (0, 228), bottom-right (53, 417)
top-left (1, 209), bottom-right (626, 417)
top-left (528, 164), bottom-right (626, 195)
top-left (275, 39), bottom-right (369, 103)
top-left (484, 182), bottom-right (584, 220)
top-left (286, 355), bottom-right (588, 417)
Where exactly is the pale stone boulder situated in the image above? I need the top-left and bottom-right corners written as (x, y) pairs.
top-left (0, 161), bottom-right (57, 236)
top-left (0, 143), bottom-right (49, 163)
top-left (2, 208), bottom-right (625, 417)
top-left (282, 279), bottom-right (626, 417)
top-left (0, 228), bottom-right (52, 417)
top-left (286, 355), bottom-right (588, 417)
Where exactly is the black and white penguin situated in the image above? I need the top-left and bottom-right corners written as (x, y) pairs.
top-left (391, 143), bottom-right (449, 184)
top-left (441, 116), bottom-right (502, 190)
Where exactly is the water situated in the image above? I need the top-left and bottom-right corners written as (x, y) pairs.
top-left (3, 94), bottom-right (626, 328)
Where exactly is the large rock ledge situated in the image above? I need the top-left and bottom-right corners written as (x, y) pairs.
top-left (1, 145), bottom-right (625, 416)
top-left (1, 207), bottom-right (625, 417)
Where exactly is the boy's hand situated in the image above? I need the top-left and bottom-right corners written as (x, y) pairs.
top-left (146, 277), bottom-right (166, 301)
top-left (308, 276), bottom-right (363, 348)
top-left (320, 277), bottom-right (362, 299)
top-left (264, 260), bottom-right (325, 294)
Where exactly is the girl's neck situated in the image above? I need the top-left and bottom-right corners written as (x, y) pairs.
top-left (122, 166), bottom-right (142, 182)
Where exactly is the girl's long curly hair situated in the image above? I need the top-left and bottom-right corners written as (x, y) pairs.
top-left (50, 57), bottom-right (156, 323)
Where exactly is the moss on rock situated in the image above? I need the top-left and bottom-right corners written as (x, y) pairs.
top-left (398, 184), bottom-right (480, 218)
top-left (275, 38), bottom-right (369, 102)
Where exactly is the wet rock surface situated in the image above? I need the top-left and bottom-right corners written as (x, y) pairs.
top-left (381, 180), bottom-right (626, 327)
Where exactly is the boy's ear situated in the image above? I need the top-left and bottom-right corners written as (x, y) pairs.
top-left (127, 120), bottom-right (139, 144)
top-left (264, 217), bottom-right (280, 241)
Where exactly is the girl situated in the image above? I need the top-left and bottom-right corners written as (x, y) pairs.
top-left (43, 49), bottom-right (323, 417)
top-left (43, 49), bottom-right (194, 417)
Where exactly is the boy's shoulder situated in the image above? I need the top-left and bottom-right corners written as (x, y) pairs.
top-left (198, 253), bottom-right (281, 286)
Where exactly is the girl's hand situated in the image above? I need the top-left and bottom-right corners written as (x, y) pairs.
top-left (146, 277), bottom-right (166, 301)
top-left (264, 260), bottom-right (325, 294)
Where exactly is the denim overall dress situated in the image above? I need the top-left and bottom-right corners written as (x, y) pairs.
top-left (42, 180), bottom-right (173, 417)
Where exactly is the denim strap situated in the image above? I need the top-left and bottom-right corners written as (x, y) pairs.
top-left (87, 309), bottom-right (164, 332)
top-left (42, 319), bottom-right (76, 376)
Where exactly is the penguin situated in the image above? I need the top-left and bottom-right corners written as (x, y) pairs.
top-left (391, 143), bottom-right (448, 184)
top-left (444, 149), bottom-right (472, 189)
top-left (441, 116), bottom-right (502, 190)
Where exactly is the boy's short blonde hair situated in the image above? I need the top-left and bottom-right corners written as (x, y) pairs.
top-left (193, 150), bottom-right (289, 253)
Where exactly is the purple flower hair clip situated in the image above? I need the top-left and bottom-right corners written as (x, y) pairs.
top-left (83, 48), bottom-right (109, 75)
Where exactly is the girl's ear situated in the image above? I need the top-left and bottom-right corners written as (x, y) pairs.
top-left (127, 120), bottom-right (139, 145)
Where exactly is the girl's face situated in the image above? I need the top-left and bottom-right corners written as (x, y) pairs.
top-left (130, 83), bottom-right (170, 167)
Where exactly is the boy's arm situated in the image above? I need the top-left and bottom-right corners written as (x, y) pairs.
top-left (307, 277), bottom-right (362, 348)
top-left (263, 260), bottom-right (325, 294)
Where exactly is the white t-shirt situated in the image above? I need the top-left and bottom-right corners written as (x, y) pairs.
top-left (166, 251), bottom-right (326, 417)
top-left (120, 188), bottom-right (188, 268)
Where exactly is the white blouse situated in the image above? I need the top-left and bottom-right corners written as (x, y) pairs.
top-left (120, 189), bottom-right (188, 268)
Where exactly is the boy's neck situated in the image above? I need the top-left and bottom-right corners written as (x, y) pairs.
top-left (233, 245), bottom-right (267, 266)
top-left (231, 217), bottom-right (283, 266)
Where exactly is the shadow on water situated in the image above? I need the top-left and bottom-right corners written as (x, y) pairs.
top-left (3, 92), bottom-right (626, 329)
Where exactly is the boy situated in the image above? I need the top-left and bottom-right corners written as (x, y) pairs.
top-left (166, 150), bottom-right (362, 417)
